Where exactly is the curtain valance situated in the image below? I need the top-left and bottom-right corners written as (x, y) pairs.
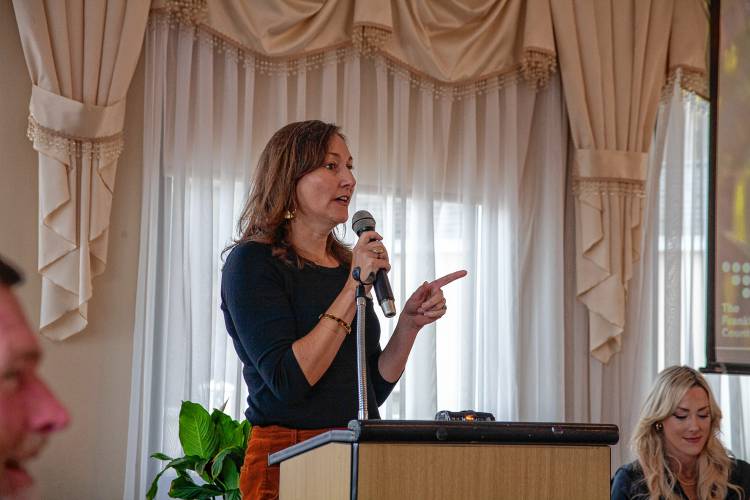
top-left (152, 0), bottom-right (558, 96)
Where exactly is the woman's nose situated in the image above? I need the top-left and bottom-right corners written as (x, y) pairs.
top-left (340, 167), bottom-right (356, 188)
top-left (687, 415), bottom-right (700, 431)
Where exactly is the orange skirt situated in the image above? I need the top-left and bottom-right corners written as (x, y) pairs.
top-left (239, 425), bottom-right (330, 500)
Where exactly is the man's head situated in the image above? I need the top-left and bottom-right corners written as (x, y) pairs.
top-left (0, 258), bottom-right (68, 497)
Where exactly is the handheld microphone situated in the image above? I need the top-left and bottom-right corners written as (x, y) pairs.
top-left (351, 210), bottom-right (396, 317)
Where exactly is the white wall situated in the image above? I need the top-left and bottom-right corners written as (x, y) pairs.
top-left (0, 2), bottom-right (143, 497)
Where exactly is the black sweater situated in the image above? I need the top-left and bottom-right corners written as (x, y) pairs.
top-left (221, 241), bottom-right (396, 428)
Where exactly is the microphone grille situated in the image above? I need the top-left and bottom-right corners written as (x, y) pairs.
top-left (352, 210), bottom-right (376, 235)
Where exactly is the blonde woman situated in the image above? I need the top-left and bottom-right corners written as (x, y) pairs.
top-left (611, 366), bottom-right (750, 500)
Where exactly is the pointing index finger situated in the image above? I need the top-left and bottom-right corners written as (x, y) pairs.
top-left (429, 270), bottom-right (468, 289)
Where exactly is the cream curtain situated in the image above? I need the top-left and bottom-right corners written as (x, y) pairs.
top-left (550, 0), bottom-right (708, 363)
top-left (12, 0), bottom-right (150, 340)
top-left (566, 81), bottom-right (677, 469)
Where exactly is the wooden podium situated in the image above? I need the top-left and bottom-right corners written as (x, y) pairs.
top-left (269, 420), bottom-right (618, 500)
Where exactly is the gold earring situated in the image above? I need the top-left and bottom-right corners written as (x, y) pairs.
top-left (655, 422), bottom-right (664, 432)
top-left (284, 209), bottom-right (296, 220)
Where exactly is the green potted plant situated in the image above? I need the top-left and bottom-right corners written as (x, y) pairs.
top-left (147, 401), bottom-right (251, 500)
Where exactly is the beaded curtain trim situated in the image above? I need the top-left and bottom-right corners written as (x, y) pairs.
top-left (149, 8), bottom-right (558, 100)
top-left (164, 0), bottom-right (206, 25)
top-left (158, 0), bottom-right (706, 103)
top-left (572, 178), bottom-right (646, 198)
top-left (662, 66), bottom-right (709, 103)
top-left (27, 115), bottom-right (124, 164)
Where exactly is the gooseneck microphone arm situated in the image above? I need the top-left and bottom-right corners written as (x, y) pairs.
top-left (351, 270), bottom-right (369, 420)
top-left (351, 210), bottom-right (397, 318)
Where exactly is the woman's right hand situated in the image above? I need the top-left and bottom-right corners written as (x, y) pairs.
top-left (349, 230), bottom-right (391, 288)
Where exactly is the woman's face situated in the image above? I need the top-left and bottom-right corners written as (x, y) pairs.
top-left (294, 134), bottom-right (355, 229)
top-left (661, 386), bottom-right (711, 466)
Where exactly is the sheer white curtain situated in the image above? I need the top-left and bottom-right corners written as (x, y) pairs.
top-left (564, 79), bottom-right (728, 472)
top-left (125, 19), bottom-right (567, 498)
top-left (594, 78), bottom-right (750, 472)
top-left (656, 86), bottom-right (750, 462)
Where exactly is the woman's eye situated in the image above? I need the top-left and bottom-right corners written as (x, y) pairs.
top-left (674, 414), bottom-right (688, 420)
top-left (698, 413), bottom-right (711, 419)
top-left (346, 164), bottom-right (353, 170)
top-left (324, 162), bottom-right (337, 170)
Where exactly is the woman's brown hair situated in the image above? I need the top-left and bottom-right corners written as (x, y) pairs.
top-left (227, 120), bottom-right (352, 267)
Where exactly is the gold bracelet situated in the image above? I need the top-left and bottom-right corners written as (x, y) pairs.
top-left (319, 313), bottom-right (351, 335)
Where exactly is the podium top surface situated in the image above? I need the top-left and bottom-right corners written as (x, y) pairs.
top-left (268, 420), bottom-right (619, 465)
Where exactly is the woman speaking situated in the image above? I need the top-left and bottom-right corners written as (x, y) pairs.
top-left (221, 120), bottom-right (466, 499)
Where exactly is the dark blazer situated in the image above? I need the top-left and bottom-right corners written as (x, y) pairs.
top-left (611, 459), bottom-right (750, 500)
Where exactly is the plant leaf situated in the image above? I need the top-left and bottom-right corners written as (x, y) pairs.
top-left (195, 458), bottom-right (210, 482)
top-left (168, 475), bottom-right (223, 499)
top-left (168, 455), bottom-right (202, 473)
top-left (210, 446), bottom-right (243, 480)
top-left (211, 409), bottom-right (236, 450)
top-left (151, 452), bottom-right (174, 461)
top-left (238, 421), bottom-right (252, 448)
top-left (210, 448), bottom-right (231, 480)
top-left (210, 408), bottom-right (230, 424)
top-left (231, 424), bottom-right (246, 449)
top-left (145, 455), bottom-right (201, 500)
top-left (146, 466), bottom-right (168, 500)
top-left (224, 489), bottom-right (242, 500)
top-left (222, 460), bottom-right (240, 490)
top-left (179, 401), bottom-right (219, 459)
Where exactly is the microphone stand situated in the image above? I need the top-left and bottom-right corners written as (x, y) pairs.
top-left (352, 268), bottom-right (369, 420)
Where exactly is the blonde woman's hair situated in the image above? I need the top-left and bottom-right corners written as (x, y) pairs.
top-left (632, 365), bottom-right (743, 500)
